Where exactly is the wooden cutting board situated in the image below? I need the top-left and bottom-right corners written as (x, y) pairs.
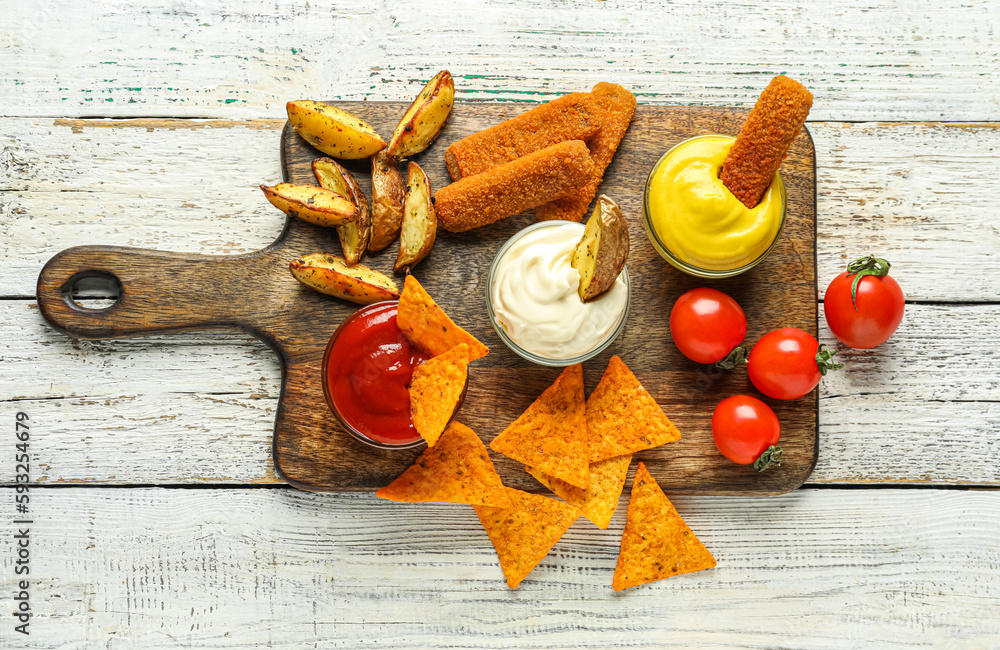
top-left (37, 101), bottom-right (817, 496)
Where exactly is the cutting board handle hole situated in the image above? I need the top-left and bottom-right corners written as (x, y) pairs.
top-left (60, 271), bottom-right (123, 311)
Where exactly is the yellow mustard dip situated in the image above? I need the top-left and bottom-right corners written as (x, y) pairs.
top-left (645, 135), bottom-right (785, 272)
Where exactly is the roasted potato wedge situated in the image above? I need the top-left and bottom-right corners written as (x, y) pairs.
top-left (394, 162), bottom-right (437, 274)
top-left (286, 100), bottom-right (386, 160)
top-left (313, 158), bottom-right (372, 266)
top-left (369, 149), bottom-right (405, 252)
top-left (570, 194), bottom-right (630, 301)
top-left (260, 183), bottom-right (357, 228)
top-left (385, 70), bottom-right (455, 159)
top-left (289, 253), bottom-right (400, 305)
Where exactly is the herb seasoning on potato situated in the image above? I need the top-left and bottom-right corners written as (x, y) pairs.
top-left (286, 100), bottom-right (387, 160)
top-left (385, 71), bottom-right (455, 159)
top-left (394, 162), bottom-right (437, 274)
top-left (371, 71), bottom-right (455, 252)
top-left (369, 150), bottom-right (406, 252)
top-left (289, 253), bottom-right (399, 305)
top-left (312, 158), bottom-right (371, 266)
top-left (261, 183), bottom-right (357, 228)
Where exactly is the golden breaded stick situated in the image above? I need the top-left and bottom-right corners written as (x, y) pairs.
top-left (720, 75), bottom-right (813, 209)
top-left (436, 141), bottom-right (595, 233)
top-left (444, 93), bottom-right (599, 181)
top-left (535, 82), bottom-right (637, 222)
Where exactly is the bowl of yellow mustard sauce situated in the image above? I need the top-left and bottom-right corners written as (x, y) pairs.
top-left (642, 135), bottom-right (786, 278)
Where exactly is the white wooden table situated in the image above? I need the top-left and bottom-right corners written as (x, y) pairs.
top-left (3, 1), bottom-right (999, 647)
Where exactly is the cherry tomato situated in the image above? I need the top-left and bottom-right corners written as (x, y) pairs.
top-left (824, 255), bottom-right (905, 349)
top-left (712, 395), bottom-right (782, 471)
top-left (748, 328), bottom-right (842, 400)
top-left (669, 288), bottom-right (747, 366)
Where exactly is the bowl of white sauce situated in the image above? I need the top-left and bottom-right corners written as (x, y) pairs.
top-left (486, 220), bottom-right (630, 367)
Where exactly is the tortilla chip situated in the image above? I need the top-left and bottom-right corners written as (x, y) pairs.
top-left (587, 356), bottom-right (681, 462)
top-left (397, 275), bottom-right (489, 361)
top-left (376, 422), bottom-right (509, 508)
top-left (526, 453), bottom-right (631, 529)
top-left (490, 364), bottom-right (590, 488)
top-left (409, 343), bottom-right (470, 447)
top-left (474, 487), bottom-right (580, 589)
top-left (612, 462), bottom-right (716, 591)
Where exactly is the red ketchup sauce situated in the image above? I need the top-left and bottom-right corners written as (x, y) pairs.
top-left (323, 302), bottom-right (429, 446)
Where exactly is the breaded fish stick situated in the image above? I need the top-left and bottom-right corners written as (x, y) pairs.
top-left (436, 140), bottom-right (595, 233)
top-left (720, 75), bottom-right (813, 209)
top-left (535, 82), bottom-right (637, 222)
top-left (445, 93), bottom-right (599, 181)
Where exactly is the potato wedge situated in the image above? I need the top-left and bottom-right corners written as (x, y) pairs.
top-left (394, 162), bottom-right (437, 274)
top-left (385, 70), bottom-right (455, 159)
top-left (287, 100), bottom-right (387, 160)
top-left (369, 150), bottom-right (405, 252)
top-left (260, 183), bottom-right (357, 228)
top-left (289, 253), bottom-right (400, 305)
top-left (570, 194), bottom-right (630, 301)
top-left (313, 158), bottom-right (372, 266)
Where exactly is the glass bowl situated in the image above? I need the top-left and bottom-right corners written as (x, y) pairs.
top-left (641, 134), bottom-right (787, 279)
top-left (322, 300), bottom-right (466, 450)
top-left (485, 220), bottom-right (631, 367)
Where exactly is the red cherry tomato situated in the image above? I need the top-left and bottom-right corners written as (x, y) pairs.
top-left (712, 395), bottom-right (782, 471)
top-left (748, 328), bottom-right (842, 400)
top-left (669, 288), bottom-right (747, 365)
top-left (824, 255), bottom-right (905, 349)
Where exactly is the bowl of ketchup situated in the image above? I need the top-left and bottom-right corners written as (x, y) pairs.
top-left (322, 301), bottom-right (464, 449)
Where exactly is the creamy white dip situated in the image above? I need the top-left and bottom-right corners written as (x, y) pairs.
top-left (490, 222), bottom-right (628, 359)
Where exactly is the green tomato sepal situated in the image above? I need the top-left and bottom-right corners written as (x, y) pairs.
top-left (713, 344), bottom-right (748, 370)
top-left (845, 254), bottom-right (892, 310)
top-left (815, 344), bottom-right (844, 376)
top-left (754, 445), bottom-right (783, 472)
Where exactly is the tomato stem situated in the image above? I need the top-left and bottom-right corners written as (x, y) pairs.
top-left (713, 345), bottom-right (748, 370)
top-left (815, 344), bottom-right (844, 376)
top-left (845, 254), bottom-right (891, 310)
top-left (754, 445), bottom-right (782, 472)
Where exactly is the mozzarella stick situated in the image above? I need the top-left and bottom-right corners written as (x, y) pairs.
top-left (535, 82), bottom-right (637, 222)
top-left (720, 75), bottom-right (813, 209)
top-left (444, 93), bottom-right (599, 181)
top-left (436, 141), bottom-right (595, 233)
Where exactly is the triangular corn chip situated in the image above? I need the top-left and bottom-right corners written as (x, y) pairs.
top-left (410, 343), bottom-right (470, 447)
top-left (612, 462), bottom-right (716, 591)
top-left (490, 364), bottom-right (590, 488)
top-left (376, 422), bottom-right (509, 507)
top-left (587, 356), bottom-right (681, 462)
top-left (397, 275), bottom-right (489, 361)
top-left (526, 453), bottom-right (631, 529)
top-left (474, 488), bottom-right (580, 589)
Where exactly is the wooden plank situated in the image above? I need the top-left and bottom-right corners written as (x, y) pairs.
top-left (0, 301), bottom-right (281, 484)
top-left (4, 118), bottom-right (999, 300)
top-left (819, 302), bottom-right (1000, 403)
top-left (3, 117), bottom-right (998, 488)
top-left (1, 487), bottom-right (998, 647)
top-left (2, 302), bottom-right (998, 486)
top-left (813, 122), bottom-right (1000, 301)
top-left (813, 398), bottom-right (1000, 484)
top-left (3, 0), bottom-right (999, 121)
top-left (0, 118), bottom-right (286, 298)
top-left (814, 302), bottom-right (1000, 484)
